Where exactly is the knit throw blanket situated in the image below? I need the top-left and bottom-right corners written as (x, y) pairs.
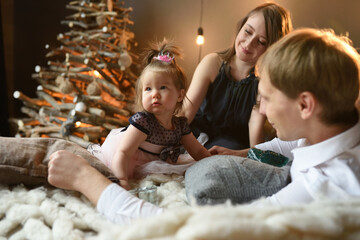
top-left (0, 173), bottom-right (187, 239)
top-left (1, 174), bottom-right (360, 240)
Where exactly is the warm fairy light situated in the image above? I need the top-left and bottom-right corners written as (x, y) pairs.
top-left (75, 121), bottom-right (81, 127)
top-left (196, 35), bottom-right (205, 45)
top-left (94, 70), bottom-right (100, 78)
top-left (34, 65), bottom-right (41, 72)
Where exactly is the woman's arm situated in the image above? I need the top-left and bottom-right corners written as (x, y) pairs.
top-left (181, 133), bottom-right (211, 161)
top-left (248, 107), bottom-right (266, 147)
top-left (209, 145), bottom-right (250, 157)
top-left (182, 53), bottom-right (222, 123)
top-left (111, 125), bottom-right (147, 189)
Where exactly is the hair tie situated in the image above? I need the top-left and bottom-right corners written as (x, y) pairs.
top-left (153, 51), bottom-right (174, 64)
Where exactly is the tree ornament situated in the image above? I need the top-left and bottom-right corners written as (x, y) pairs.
top-left (75, 102), bottom-right (87, 112)
top-left (86, 81), bottom-right (102, 96)
top-left (118, 50), bottom-right (132, 69)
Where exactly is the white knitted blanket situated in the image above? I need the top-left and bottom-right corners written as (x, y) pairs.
top-left (1, 173), bottom-right (360, 240)
top-left (0, 173), bottom-right (187, 240)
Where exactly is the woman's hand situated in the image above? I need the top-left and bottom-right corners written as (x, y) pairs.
top-left (248, 105), bottom-right (266, 147)
top-left (209, 145), bottom-right (236, 155)
top-left (209, 146), bottom-right (249, 157)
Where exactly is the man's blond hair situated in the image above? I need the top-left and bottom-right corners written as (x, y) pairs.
top-left (257, 28), bottom-right (360, 125)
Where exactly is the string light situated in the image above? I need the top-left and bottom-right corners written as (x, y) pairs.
top-left (196, 0), bottom-right (204, 63)
top-left (196, 0), bottom-right (204, 46)
top-left (196, 27), bottom-right (204, 45)
top-left (94, 70), bottom-right (100, 78)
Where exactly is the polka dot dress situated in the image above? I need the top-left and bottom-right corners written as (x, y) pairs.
top-left (129, 111), bottom-right (191, 146)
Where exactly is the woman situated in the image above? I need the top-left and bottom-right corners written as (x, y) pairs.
top-left (183, 2), bottom-right (293, 149)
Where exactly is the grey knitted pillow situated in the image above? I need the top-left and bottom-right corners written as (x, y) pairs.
top-left (185, 155), bottom-right (291, 205)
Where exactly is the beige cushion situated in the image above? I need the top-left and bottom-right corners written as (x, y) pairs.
top-left (0, 137), bottom-right (117, 186)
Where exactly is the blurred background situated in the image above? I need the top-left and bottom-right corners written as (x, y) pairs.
top-left (1, 0), bottom-right (359, 136)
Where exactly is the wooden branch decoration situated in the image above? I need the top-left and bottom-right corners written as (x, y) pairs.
top-left (11, 0), bottom-right (137, 147)
top-left (48, 132), bottom-right (92, 148)
top-left (36, 90), bottom-right (61, 110)
top-left (38, 85), bottom-right (75, 103)
top-left (13, 91), bottom-right (51, 108)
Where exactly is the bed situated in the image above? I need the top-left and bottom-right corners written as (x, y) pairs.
top-left (1, 137), bottom-right (360, 240)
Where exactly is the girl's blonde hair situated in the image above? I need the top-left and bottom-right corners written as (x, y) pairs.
top-left (257, 28), bottom-right (360, 125)
top-left (135, 39), bottom-right (187, 115)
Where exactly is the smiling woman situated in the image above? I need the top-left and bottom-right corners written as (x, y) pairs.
top-left (235, 12), bottom-right (268, 65)
top-left (181, 2), bottom-right (293, 151)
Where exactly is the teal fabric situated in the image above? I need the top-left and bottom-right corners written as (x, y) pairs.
top-left (247, 148), bottom-right (289, 167)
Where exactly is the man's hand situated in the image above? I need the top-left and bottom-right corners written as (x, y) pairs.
top-left (48, 150), bottom-right (112, 205)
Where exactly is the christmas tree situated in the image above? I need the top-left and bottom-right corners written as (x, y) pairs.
top-left (11, 0), bottom-right (138, 148)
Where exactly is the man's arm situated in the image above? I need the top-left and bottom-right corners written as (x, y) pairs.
top-left (48, 150), bottom-right (163, 224)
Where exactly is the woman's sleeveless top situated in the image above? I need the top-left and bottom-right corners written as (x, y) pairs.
top-left (190, 61), bottom-right (259, 150)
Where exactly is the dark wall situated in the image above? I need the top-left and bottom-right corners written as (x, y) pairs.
top-left (0, 2), bottom-right (10, 136)
top-left (12, 0), bottom-right (70, 117)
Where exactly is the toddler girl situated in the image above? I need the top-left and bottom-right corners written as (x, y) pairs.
top-left (89, 40), bottom-right (211, 189)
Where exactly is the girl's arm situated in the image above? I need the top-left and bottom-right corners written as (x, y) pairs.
top-left (182, 53), bottom-right (222, 123)
top-left (248, 107), bottom-right (266, 147)
top-left (181, 133), bottom-right (211, 161)
top-left (111, 125), bottom-right (147, 189)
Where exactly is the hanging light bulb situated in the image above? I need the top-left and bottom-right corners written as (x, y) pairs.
top-left (196, 27), bottom-right (204, 45)
top-left (196, 0), bottom-right (204, 63)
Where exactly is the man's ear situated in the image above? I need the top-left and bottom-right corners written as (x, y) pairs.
top-left (298, 91), bottom-right (317, 120)
top-left (178, 89), bottom-right (185, 102)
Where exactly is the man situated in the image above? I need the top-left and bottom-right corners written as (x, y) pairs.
top-left (48, 28), bottom-right (360, 223)
top-left (208, 28), bottom-right (360, 204)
